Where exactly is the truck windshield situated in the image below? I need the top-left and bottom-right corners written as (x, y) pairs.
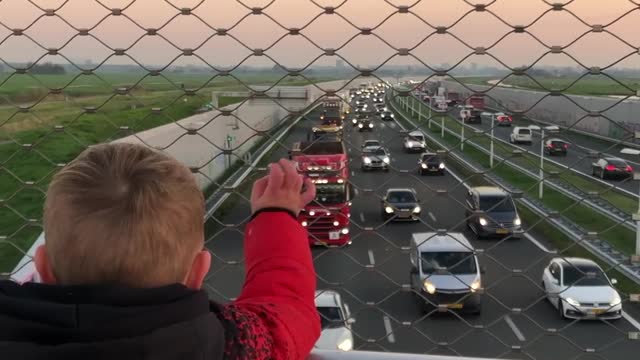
top-left (315, 184), bottom-right (347, 204)
top-left (317, 306), bottom-right (344, 329)
top-left (421, 252), bottom-right (477, 275)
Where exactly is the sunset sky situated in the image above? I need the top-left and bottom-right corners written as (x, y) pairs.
top-left (0, 0), bottom-right (638, 70)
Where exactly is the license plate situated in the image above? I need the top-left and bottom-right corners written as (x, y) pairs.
top-left (446, 303), bottom-right (464, 309)
top-left (401, 209), bottom-right (410, 212)
top-left (496, 228), bottom-right (509, 234)
top-left (329, 232), bottom-right (340, 240)
top-left (429, 168), bottom-right (438, 171)
top-left (590, 309), bottom-right (606, 315)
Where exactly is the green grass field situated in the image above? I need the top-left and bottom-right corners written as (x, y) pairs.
top-left (0, 72), bottom-right (334, 274)
top-left (459, 75), bottom-right (640, 96)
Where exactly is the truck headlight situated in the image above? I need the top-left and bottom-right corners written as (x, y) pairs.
top-left (363, 157), bottom-right (371, 164)
top-left (341, 228), bottom-right (349, 235)
top-left (333, 221), bottom-right (340, 227)
top-left (337, 338), bottom-right (353, 352)
top-left (383, 157), bottom-right (390, 164)
top-left (421, 163), bottom-right (427, 169)
top-left (301, 221), bottom-right (308, 227)
top-left (439, 163), bottom-right (445, 169)
top-left (479, 217), bottom-right (488, 226)
top-left (413, 206), bottom-right (421, 214)
top-left (385, 206), bottom-right (394, 214)
top-left (309, 211), bottom-right (316, 216)
top-left (564, 297), bottom-right (581, 307)
top-left (514, 217), bottom-right (522, 226)
top-left (470, 279), bottom-right (481, 292)
top-left (423, 280), bottom-right (436, 294)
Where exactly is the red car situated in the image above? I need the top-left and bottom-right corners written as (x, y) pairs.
top-left (495, 113), bottom-right (513, 126)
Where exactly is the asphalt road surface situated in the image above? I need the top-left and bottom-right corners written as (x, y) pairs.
top-left (438, 105), bottom-right (640, 197)
top-left (203, 103), bottom-right (640, 359)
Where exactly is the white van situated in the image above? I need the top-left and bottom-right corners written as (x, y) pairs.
top-left (509, 126), bottom-right (532, 145)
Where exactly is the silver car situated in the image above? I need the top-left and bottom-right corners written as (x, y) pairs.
top-left (314, 290), bottom-right (355, 351)
top-left (410, 232), bottom-right (484, 314)
top-left (361, 146), bottom-right (390, 171)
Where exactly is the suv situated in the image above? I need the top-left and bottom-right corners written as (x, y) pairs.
top-left (465, 187), bottom-right (522, 239)
top-left (410, 232), bottom-right (483, 314)
top-left (403, 131), bottom-right (427, 152)
top-left (509, 127), bottom-right (532, 145)
top-left (314, 290), bottom-right (355, 352)
top-left (544, 138), bottom-right (569, 156)
top-left (418, 152), bottom-right (445, 175)
top-left (381, 188), bottom-right (421, 221)
top-left (361, 146), bottom-right (390, 171)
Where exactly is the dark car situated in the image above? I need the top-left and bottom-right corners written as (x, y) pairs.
top-left (544, 139), bottom-right (569, 156)
top-left (592, 157), bottom-right (633, 180)
top-left (357, 118), bottom-right (374, 132)
top-left (381, 111), bottom-right (394, 121)
top-left (381, 188), bottom-right (421, 222)
top-left (418, 153), bottom-right (445, 175)
top-left (465, 187), bottom-right (522, 239)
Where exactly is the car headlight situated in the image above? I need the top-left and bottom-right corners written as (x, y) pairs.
top-left (383, 156), bottom-right (390, 164)
top-left (423, 280), bottom-right (436, 294)
top-left (439, 163), bottom-right (445, 169)
top-left (390, 113), bottom-right (394, 117)
top-left (352, 119), bottom-right (357, 124)
top-left (514, 217), bottom-right (522, 226)
top-left (312, 128), bottom-right (318, 132)
top-left (369, 123), bottom-right (374, 128)
top-left (384, 107), bottom-right (388, 111)
top-left (564, 297), bottom-right (581, 307)
top-left (358, 124), bottom-right (363, 128)
top-left (479, 217), bottom-right (488, 226)
top-left (413, 206), bottom-right (421, 214)
top-left (407, 141), bottom-right (415, 147)
top-left (337, 338), bottom-right (353, 352)
top-left (421, 163), bottom-right (427, 169)
top-left (385, 206), bottom-right (394, 214)
top-left (470, 279), bottom-right (481, 292)
top-left (610, 294), bottom-right (622, 307)
top-left (363, 157), bottom-right (371, 164)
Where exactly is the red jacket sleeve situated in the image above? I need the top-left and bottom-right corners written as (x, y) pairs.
top-left (222, 212), bottom-right (320, 360)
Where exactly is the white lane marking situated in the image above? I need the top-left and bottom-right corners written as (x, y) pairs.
top-left (359, 212), bottom-right (365, 222)
top-left (368, 249), bottom-right (375, 265)
top-left (428, 212), bottom-right (437, 222)
top-left (383, 315), bottom-right (396, 343)
top-left (523, 233), bottom-right (552, 253)
top-left (504, 315), bottom-right (526, 342)
top-left (354, 188), bottom-right (359, 196)
top-left (623, 311), bottom-right (640, 331)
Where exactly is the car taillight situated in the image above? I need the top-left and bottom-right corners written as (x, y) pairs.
top-left (605, 165), bottom-right (616, 171)
top-left (563, 144), bottom-right (569, 149)
top-left (626, 165), bottom-right (633, 172)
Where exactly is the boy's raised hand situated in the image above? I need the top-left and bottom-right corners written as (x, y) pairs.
top-left (251, 159), bottom-right (316, 217)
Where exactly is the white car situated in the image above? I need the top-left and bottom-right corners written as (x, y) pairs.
top-left (542, 257), bottom-right (622, 320)
top-left (509, 126), bottom-right (532, 145)
top-left (403, 131), bottom-right (427, 152)
top-left (315, 290), bottom-right (355, 352)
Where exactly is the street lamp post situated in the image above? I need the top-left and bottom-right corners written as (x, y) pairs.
top-left (529, 125), bottom-right (559, 199)
top-left (428, 96), bottom-right (433, 130)
top-left (621, 147), bottom-right (640, 258)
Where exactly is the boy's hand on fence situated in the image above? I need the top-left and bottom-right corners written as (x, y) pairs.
top-left (251, 159), bottom-right (316, 217)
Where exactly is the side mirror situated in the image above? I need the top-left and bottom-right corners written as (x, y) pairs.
top-left (611, 278), bottom-right (618, 285)
top-left (347, 318), bottom-right (356, 325)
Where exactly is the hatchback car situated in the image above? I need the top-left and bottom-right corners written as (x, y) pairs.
top-left (509, 127), bottom-right (532, 145)
top-left (544, 138), bottom-right (569, 156)
top-left (381, 188), bottom-right (421, 221)
top-left (361, 146), bottom-right (390, 171)
top-left (465, 187), bottom-right (522, 239)
top-left (410, 232), bottom-right (483, 314)
top-left (314, 290), bottom-right (355, 351)
top-left (357, 118), bottom-right (374, 132)
top-left (381, 111), bottom-right (394, 121)
top-left (591, 157), bottom-right (633, 180)
top-left (362, 140), bottom-right (381, 149)
top-left (418, 152), bottom-right (445, 175)
top-left (495, 113), bottom-right (513, 126)
top-left (542, 258), bottom-right (622, 320)
top-left (403, 131), bottom-right (427, 152)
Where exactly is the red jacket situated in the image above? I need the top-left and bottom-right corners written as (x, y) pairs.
top-left (214, 211), bottom-right (321, 359)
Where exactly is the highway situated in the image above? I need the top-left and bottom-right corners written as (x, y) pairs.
top-left (431, 103), bottom-right (640, 197)
top-left (203, 100), bottom-right (640, 358)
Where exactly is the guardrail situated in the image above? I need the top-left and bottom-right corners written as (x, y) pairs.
top-left (387, 92), bottom-right (640, 286)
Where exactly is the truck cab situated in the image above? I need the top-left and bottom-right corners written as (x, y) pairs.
top-left (290, 141), bottom-right (353, 247)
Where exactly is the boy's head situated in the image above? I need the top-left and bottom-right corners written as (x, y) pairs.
top-left (35, 142), bottom-right (211, 289)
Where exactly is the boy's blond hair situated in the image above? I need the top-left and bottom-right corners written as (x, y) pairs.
top-left (43, 143), bottom-right (205, 287)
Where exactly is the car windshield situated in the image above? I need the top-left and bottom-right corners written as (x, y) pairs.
top-left (364, 141), bottom-right (380, 147)
top-left (409, 135), bottom-right (424, 142)
top-left (388, 191), bottom-right (416, 203)
top-left (562, 264), bottom-right (610, 287)
top-left (373, 148), bottom-right (386, 156)
top-left (550, 141), bottom-right (566, 147)
top-left (421, 252), bottom-right (477, 275)
top-left (479, 195), bottom-right (515, 212)
top-left (422, 154), bottom-right (441, 163)
top-left (607, 159), bottom-right (627, 167)
top-left (317, 306), bottom-right (344, 329)
top-left (315, 184), bottom-right (346, 205)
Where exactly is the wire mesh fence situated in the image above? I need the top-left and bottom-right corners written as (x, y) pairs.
top-left (2, 0), bottom-right (640, 358)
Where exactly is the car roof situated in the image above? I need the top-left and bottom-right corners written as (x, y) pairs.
top-left (547, 138), bottom-right (567, 143)
top-left (314, 290), bottom-right (342, 307)
top-left (412, 232), bottom-right (474, 253)
top-left (552, 257), bottom-right (600, 269)
top-left (363, 145), bottom-right (385, 152)
top-left (604, 157), bottom-right (626, 162)
top-left (421, 152), bottom-right (437, 157)
top-left (408, 131), bottom-right (424, 136)
top-left (386, 187), bottom-right (416, 194)
top-left (472, 186), bottom-right (508, 196)
top-left (364, 140), bottom-right (380, 143)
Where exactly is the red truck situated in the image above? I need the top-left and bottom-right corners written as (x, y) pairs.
top-left (289, 141), bottom-right (352, 247)
top-left (467, 94), bottom-right (485, 110)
